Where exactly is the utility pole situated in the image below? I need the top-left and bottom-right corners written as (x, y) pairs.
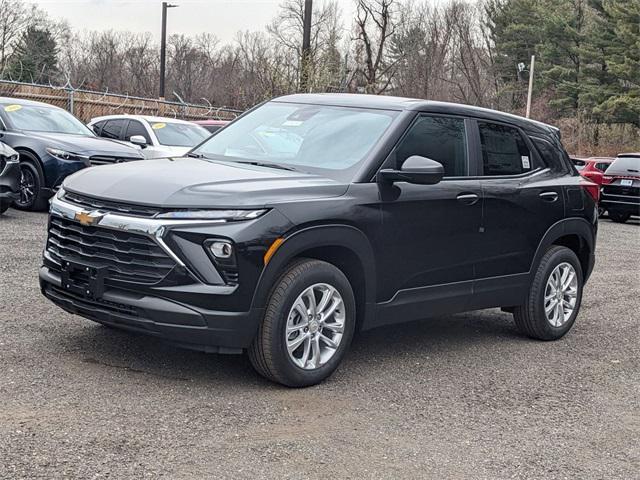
top-left (300, 0), bottom-right (312, 92)
top-left (159, 2), bottom-right (178, 100)
top-left (525, 55), bottom-right (535, 119)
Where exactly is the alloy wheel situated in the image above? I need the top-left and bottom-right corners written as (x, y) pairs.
top-left (17, 166), bottom-right (36, 207)
top-left (544, 262), bottom-right (578, 327)
top-left (285, 283), bottom-right (345, 370)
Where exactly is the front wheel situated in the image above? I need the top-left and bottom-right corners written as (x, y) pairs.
top-left (0, 200), bottom-right (9, 215)
top-left (513, 246), bottom-right (583, 341)
top-left (13, 160), bottom-right (48, 211)
top-left (249, 259), bottom-right (356, 387)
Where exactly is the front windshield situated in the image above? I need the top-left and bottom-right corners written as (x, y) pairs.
top-left (1, 103), bottom-right (93, 135)
top-left (192, 102), bottom-right (398, 179)
top-left (148, 121), bottom-right (210, 147)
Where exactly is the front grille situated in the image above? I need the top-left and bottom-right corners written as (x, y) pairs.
top-left (89, 155), bottom-right (141, 166)
top-left (63, 191), bottom-right (162, 218)
top-left (47, 216), bottom-right (176, 284)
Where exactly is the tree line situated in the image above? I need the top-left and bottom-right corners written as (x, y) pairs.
top-left (0, 0), bottom-right (638, 154)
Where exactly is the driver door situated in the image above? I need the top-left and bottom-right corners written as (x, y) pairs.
top-left (372, 114), bottom-right (484, 326)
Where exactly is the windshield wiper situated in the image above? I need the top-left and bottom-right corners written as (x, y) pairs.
top-left (234, 161), bottom-right (297, 172)
top-left (187, 152), bottom-right (205, 158)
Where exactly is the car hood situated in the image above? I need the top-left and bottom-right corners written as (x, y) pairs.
top-left (26, 131), bottom-right (143, 158)
top-left (63, 157), bottom-right (349, 208)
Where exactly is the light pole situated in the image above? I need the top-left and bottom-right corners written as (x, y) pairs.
top-left (159, 1), bottom-right (178, 100)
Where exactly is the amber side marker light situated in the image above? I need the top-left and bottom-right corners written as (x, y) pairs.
top-left (264, 237), bottom-right (285, 265)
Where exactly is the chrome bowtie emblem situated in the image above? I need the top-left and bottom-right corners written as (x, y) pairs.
top-left (74, 210), bottom-right (104, 226)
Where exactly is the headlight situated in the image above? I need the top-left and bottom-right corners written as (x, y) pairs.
top-left (4, 153), bottom-right (19, 164)
top-left (155, 209), bottom-right (267, 221)
top-left (46, 148), bottom-right (89, 162)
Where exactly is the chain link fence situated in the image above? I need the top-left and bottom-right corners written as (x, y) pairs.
top-left (0, 80), bottom-right (243, 123)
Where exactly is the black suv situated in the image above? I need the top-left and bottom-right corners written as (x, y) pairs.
top-left (600, 153), bottom-right (640, 223)
top-left (40, 94), bottom-right (597, 387)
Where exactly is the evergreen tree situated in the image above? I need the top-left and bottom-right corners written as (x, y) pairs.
top-left (6, 25), bottom-right (58, 83)
top-left (594, 0), bottom-right (640, 126)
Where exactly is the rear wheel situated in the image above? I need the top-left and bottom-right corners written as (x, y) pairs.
top-left (13, 157), bottom-right (48, 211)
top-left (609, 211), bottom-right (630, 223)
top-left (249, 259), bottom-right (356, 387)
top-left (513, 246), bottom-right (583, 340)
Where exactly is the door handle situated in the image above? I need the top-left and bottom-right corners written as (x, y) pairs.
top-left (456, 193), bottom-right (479, 205)
top-left (539, 191), bottom-right (559, 202)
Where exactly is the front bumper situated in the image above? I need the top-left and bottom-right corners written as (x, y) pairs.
top-left (39, 265), bottom-right (263, 352)
top-left (0, 161), bottom-right (20, 201)
top-left (39, 194), bottom-right (292, 352)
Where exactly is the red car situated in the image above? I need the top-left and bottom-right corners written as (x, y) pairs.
top-left (192, 119), bottom-right (229, 134)
top-left (572, 157), bottom-right (615, 184)
top-left (571, 157), bottom-right (615, 216)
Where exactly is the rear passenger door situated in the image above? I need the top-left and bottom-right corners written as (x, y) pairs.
top-left (474, 121), bottom-right (565, 283)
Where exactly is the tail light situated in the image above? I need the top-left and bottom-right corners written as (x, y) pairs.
top-left (580, 179), bottom-right (600, 203)
top-left (601, 175), bottom-right (613, 185)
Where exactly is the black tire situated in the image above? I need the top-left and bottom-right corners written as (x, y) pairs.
top-left (513, 246), bottom-right (583, 341)
top-left (249, 258), bottom-right (356, 387)
top-left (0, 200), bottom-right (9, 215)
top-left (609, 211), bottom-right (630, 223)
top-left (13, 155), bottom-right (49, 211)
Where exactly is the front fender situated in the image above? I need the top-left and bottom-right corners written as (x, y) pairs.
top-left (250, 224), bottom-right (376, 313)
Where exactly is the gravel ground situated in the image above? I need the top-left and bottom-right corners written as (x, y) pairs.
top-left (0, 209), bottom-right (638, 479)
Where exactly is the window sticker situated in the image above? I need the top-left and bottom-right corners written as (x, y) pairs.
top-left (4, 104), bottom-right (22, 112)
top-left (521, 155), bottom-right (531, 169)
top-left (151, 122), bottom-right (166, 130)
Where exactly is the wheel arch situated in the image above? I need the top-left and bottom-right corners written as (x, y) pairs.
top-left (532, 218), bottom-right (595, 282)
top-left (250, 224), bottom-right (376, 332)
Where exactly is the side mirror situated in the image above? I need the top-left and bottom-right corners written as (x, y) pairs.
top-left (129, 135), bottom-right (148, 148)
top-left (378, 156), bottom-right (444, 185)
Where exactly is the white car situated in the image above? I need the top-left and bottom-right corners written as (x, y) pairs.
top-left (88, 115), bottom-right (211, 159)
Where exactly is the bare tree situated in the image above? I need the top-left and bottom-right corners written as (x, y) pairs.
top-left (352, 0), bottom-right (399, 94)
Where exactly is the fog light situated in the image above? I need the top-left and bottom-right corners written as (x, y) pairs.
top-left (209, 241), bottom-right (233, 259)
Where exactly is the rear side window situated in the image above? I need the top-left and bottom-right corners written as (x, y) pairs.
top-left (125, 120), bottom-right (151, 144)
top-left (100, 119), bottom-right (125, 139)
top-left (478, 122), bottom-right (534, 176)
top-left (394, 115), bottom-right (468, 177)
top-left (595, 162), bottom-right (609, 172)
top-left (91, 120), bottom-right (106, 135)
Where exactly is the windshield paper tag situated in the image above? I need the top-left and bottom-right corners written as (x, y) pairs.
top-left (521, 155), bottom-right (530, 169)
top-left (4, 105), bottom-right (21, 112)
top-left (152, 122), bottom-right (166, 130)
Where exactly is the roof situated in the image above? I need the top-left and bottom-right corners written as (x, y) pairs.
top-left (89, 114), bottom-right (195, 125)
top-left (193, 119), bottom-right (230, 125)
top-left (273, 93), bottom-right (558, 136)
top-left (618, 152), bottom-right (640, 157)
top-left (0, 96), bottom-right (65, 108)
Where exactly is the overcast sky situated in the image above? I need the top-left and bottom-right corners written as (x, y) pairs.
top-left (28, 0), bottom-right (360, 42)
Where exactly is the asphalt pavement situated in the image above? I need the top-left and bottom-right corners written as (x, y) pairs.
top-left (1, 209), bottom-right (638, 479)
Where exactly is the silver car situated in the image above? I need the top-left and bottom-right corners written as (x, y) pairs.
top-left (88, 114), bottom-right (211, 159)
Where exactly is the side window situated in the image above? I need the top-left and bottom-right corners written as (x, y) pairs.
top-left (394, 115), bottom-right (467, 177)
top-left (91, 120), bottom-right (106, 135)
top-left (124, 120), bottom-right (151, 144)
top-left (100, 119), bottom-right (125, 140)
top-left (595, 162), bottom-right (609, 172)
top-left (478, 122), bottom-right (535, 176)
